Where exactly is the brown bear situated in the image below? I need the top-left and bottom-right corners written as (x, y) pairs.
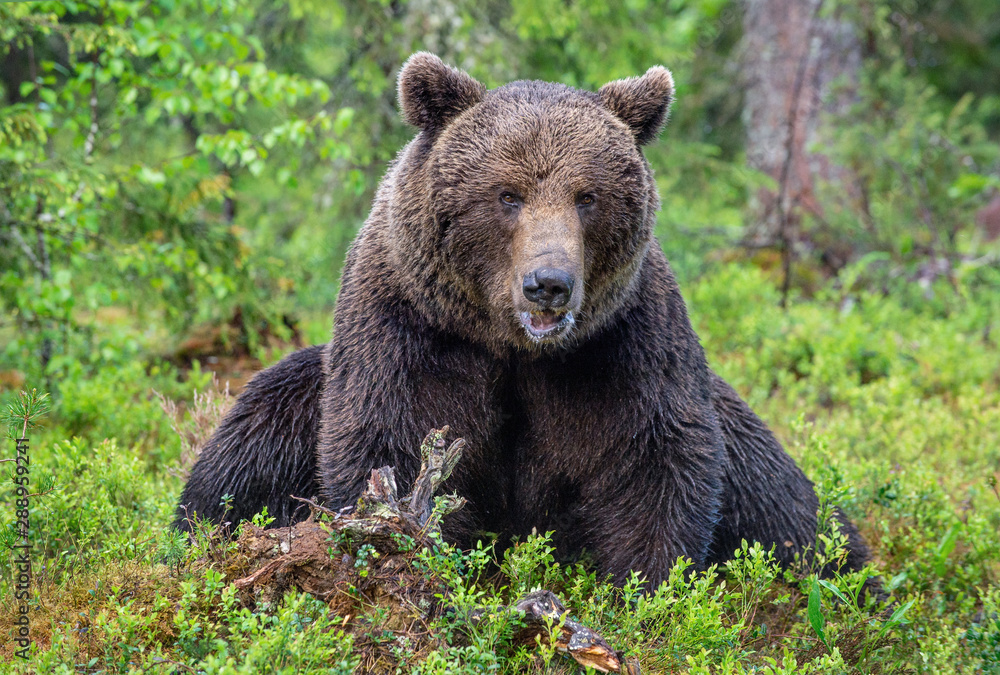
top-left (176, 53), bottom-right (872, 587)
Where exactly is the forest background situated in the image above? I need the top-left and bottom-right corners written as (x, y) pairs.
top-left (1, 0), bottom-right (999, 672)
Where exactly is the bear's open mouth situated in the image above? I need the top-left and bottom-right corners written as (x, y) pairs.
top-left (520, 309), bottom-right (575, 340)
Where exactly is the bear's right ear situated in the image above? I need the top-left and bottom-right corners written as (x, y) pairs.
top-left (398, 52), bottom-right (486, 134)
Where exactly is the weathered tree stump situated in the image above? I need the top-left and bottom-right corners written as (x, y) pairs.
top-left (227, 427), bottom-right (634, 673)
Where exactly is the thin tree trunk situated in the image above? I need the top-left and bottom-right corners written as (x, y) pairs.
top-left (741, 0), bottom-right (861, 299)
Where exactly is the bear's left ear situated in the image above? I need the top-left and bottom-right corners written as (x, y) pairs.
top-left (398, 52), bottom-right (486, 134)
top-left (598, 66), bottom-right (675, 146)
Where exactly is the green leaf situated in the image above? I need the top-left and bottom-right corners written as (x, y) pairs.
top-left (886, 599), bottom-right (914, 627)
top-left (817, 579), bottom-right (851, 607)
top-left (887, 572), bottom-right (908, 592)
top-left (137, 166), bottom-right (166, 187)
top-left (333, 107), bottom-right (354, 135)
top-left (878, 599), bottom-right (915, 638)
top-left (947, 172), bottom-right (993, 199)
top-left (807, 578), bottom-right (829, 650)
top-left (39, 87), bottom-right (58, 106)
top-left (934, 525), bottom-right (960, 577)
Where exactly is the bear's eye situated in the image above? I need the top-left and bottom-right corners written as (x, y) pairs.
top-left (500, 192), bottom-right (521, 207)
top-left (577, 194), bottom-right (596, 207)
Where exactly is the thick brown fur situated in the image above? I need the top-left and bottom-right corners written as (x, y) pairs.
top-left (177, 53), bottom-right (872, 587)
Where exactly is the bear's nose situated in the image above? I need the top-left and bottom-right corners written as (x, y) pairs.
top-left (522, 268), bottom-right (574, 308)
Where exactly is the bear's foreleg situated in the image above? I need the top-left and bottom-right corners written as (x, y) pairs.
top-left (314, 301), bottom-right (513, 544)
top-left (174, 345), bottom-right (326, 532)
top-left (706, 373), bottom-right (873, 575)
top-left (575, 427), bottom-right (728, 589)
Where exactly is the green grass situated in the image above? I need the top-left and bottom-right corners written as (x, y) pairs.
top-left (1, 261), bottom-right (998, 673)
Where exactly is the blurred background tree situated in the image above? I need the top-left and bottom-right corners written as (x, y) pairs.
top-left (1, 0), bottom-right (998, 388)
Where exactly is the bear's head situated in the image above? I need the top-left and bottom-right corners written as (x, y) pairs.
top-left (388, 53), bottom-right (673, 354)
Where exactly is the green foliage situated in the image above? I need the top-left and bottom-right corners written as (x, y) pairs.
top-left (55, 358), bottom-right (210, 459)
top-left (966, 586), bottom-right (1000, 672)
top-left (0, 0), bottom-right (352, 381)
top-left (2, 387), bottom-right (49, 440)
top-left (170, 579), bottom-right (359, 674)
top-left (808, 1), bottom-right (1000, 275)
top-left (15, 572), bottom-right (358, 674)
top-left (1, 264), bottom-right (997, 671)
top-left (1, 437), bottom-right (173, 566)
top-left (819, 60), bottom-right (999, 265)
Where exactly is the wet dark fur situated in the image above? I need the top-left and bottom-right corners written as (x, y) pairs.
top-left (177, 54), bottom-right (872, 586)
